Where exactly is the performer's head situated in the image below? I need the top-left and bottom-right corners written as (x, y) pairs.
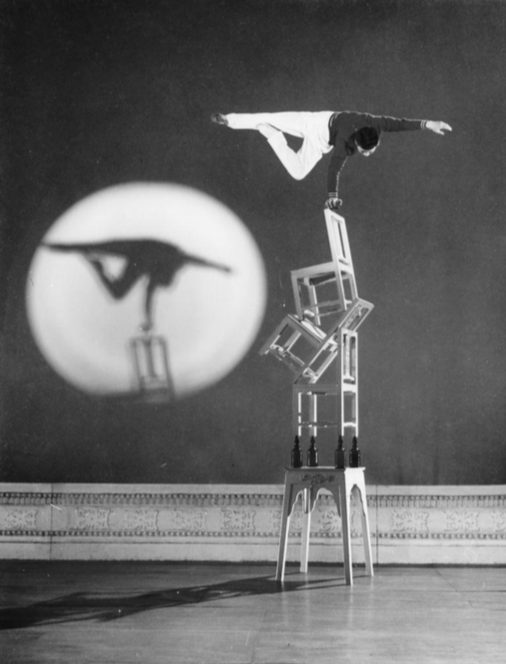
top-left (355, 127), bottom-right (380, 156)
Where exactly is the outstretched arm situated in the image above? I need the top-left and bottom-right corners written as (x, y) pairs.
top-left (325, 148), bottom-right (347, 210)
top-left (186, 255), bottom-right (232, 274)
top-left (369, 115), bottom-right (452, 135)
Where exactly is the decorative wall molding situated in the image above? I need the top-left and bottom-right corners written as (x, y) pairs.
top-left (1, 483), bottom-right (505, 564)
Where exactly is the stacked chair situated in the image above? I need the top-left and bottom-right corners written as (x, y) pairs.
top-left (259, 208), bottom-right (374, 445)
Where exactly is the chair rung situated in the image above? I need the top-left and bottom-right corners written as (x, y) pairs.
top-left (298, 421), bottom-right (340, 428)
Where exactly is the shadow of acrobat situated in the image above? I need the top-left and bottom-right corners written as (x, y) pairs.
top-left (0, 573), bottom-right (341, 630)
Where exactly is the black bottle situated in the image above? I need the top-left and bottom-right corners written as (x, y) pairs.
top-left (334, 434), bottom-right (346, 469)
top-left (349, 435), bottom-right (361, 468)
top-left (291, 435), bottom-right (303, 468)
top-left (307, 435), bottom-right (318, 467)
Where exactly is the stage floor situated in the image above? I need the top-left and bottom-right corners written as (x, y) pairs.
top-left (1, 561), bottom-right (505, 663)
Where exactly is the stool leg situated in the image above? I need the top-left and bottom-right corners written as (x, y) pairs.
top-left (300, 488), bottom-right (311, 573)
top-left (339, 479), bottom-right (353, 586)
top-left (276, 483), bottom-right (297, 582)
top-left (355, 480), bottom-right (374, 577)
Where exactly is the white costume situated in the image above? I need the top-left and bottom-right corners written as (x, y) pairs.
top-left (225, 112), bottom-right (334, 180)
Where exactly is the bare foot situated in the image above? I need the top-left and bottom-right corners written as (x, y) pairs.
top-left (211, 113), bottom-right (228, 126)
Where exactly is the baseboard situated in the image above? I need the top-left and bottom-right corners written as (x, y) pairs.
top-left (1, 482), bottom-right (505, 564)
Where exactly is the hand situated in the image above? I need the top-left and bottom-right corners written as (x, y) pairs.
top-left (426, 121), bottom-right (452, 135)
top-left (140, 320), bottom-right (153, 333)
top-left (325, 196), bottom-right (343, 210)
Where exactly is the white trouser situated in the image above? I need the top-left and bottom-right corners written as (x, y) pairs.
top-left (225, 111), bottom-right (334, 180)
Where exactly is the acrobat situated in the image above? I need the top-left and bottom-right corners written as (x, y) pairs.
top-left (43, 239), bottom-right (232, 332)
top-left (211, 110), bottom-right (452, 209)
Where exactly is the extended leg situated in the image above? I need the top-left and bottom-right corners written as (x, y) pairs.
top-left (224, 111), bottom-right (308, 137)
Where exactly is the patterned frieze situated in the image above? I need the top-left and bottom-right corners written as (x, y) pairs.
top-left (1, 483), bottom-right (506, 563)
top-left (377, 494), bottom-right (506, 509)
top-left (4, 508), bottom-right (39, 530)
top-left (375, 489), bottom-right (506, 541)
top-left (0, 492), bottom-right (51, 506)
top-left (49, 491), bottom-right (283, 508)
top-left (0, 486), bottom-right (362, 540)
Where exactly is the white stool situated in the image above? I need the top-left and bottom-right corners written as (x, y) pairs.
top-left (276, 466), bottom-right (374, 585)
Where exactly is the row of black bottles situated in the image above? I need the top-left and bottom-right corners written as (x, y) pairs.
top-left (291, 434), bottom-right (361, 468)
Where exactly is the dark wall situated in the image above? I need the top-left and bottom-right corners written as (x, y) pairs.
top-left (2, 0), bottom-right (506, 485)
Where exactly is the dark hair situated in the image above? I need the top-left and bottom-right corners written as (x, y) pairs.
top-left (355, 126), bottom-right (380, 151)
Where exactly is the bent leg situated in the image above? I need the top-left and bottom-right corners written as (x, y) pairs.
top-left (265, 130), bottom-right (324, 180)
top-left (87, 259), bottom-right (141, 299)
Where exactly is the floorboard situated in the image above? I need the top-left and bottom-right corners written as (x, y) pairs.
top-left (1, 562), bottom-right (506, 663)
